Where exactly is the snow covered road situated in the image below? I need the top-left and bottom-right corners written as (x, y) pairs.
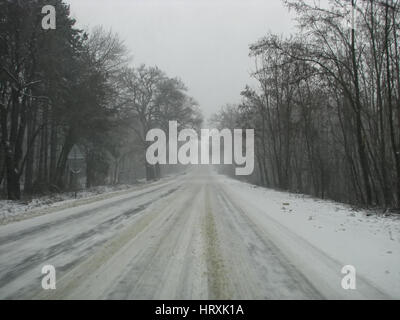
top-left (0, 167), bottom-right (399, 299)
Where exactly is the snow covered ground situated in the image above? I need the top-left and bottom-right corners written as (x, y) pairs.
top-left (0, 167), bottom-right (399, 299)
top-left (0, 181), bottom-right (151, 225)
top-left (219, 175), bottom-right (400, 299)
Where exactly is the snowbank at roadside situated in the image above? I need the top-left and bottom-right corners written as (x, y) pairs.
top-left (0, 173), bottom-right (183, 226)
top-left (0, 184), bottom-right (135, 225)
top-left (221, 175), bottom-right (400, 299)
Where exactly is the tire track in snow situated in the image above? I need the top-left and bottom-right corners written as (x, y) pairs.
top-left (0, 182), bottom-right (179, 245)
top-left (203, 185), bottom-right (232, 299)
top-left (35, 182), bottom-right (202, 299)
top-left (0, 186), bottom-right (181, 295)
top-left (215, 184), bottom-right (323, 299)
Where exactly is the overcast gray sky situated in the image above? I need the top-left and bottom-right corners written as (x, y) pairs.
top-left (66, 0), bottom-right (296, 118)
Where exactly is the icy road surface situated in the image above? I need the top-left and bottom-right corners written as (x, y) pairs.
top-left (0, 167), bottom-right (399, 299)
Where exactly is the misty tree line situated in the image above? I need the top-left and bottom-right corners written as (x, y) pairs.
top-left (0, 0), bottom-right (202, 200)
top-left (213, 0), bottom-right (400, 209)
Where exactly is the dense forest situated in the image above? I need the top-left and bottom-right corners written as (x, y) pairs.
top-left (2, 0), bottom-right (400, 211)
top-left (0, 0), bottom-right (202, 200)
top-left (212, 0), bottom-right (400, 209)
